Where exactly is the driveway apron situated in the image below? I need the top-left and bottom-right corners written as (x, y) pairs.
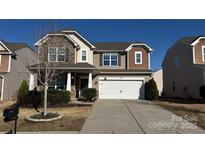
top-left (80, 99), bottom-right (205, 134)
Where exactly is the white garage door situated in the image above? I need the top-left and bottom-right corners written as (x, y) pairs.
top-left (99, 80), bottom-right (144, 99)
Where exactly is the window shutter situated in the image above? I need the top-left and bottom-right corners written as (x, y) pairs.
top-left (118, 53), bottom-right (121, 66)
top-left (100, 53), bottom-right (102, 66)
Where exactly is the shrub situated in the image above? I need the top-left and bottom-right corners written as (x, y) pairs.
top-left (145, 78), bottom-right (159, 100)
top-left (47, 89), bottom-right (71, 105)
top-left (17, 80), bottom-right (29, 106)
top-left (27, 88), bottom-right (42, 107)
top-left (81, 88), bottom-right (97, 102)
top-left (199, 85), bottom-right (205, 99)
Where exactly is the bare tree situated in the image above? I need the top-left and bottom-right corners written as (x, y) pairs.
top-left (32, 20), bottom-right (63, 116)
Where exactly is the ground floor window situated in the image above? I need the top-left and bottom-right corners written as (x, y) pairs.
top-left (48, 74), bottom-right (66, 90)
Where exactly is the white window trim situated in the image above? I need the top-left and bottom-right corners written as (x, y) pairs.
top-left (135, 51), bottom-right (142, 64)
top-left (8, 55), bottom-right (11, 72)
top-left (148, 52), bottom-right (150, 69)
top-left (0, 55), bottom-right (1, 66)
top-left (202, 46), bottom-right (205, 62)
top-left (192, 46), bottom-right (196, 64)
top-left (80, 49), bottom-right (88, 62)
top-left (48, 47), bottom-right (66, 62)
top-left (102, 53), bottom-right (118, 66)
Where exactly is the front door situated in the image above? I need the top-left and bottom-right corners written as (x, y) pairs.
top-left (80, 78), bottom-right (88, 96)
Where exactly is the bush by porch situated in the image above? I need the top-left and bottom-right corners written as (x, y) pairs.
top-left (17, 81), bottom-right (71, 107)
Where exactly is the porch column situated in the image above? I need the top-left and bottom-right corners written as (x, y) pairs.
top-left (29, 73), bottom-right (35, 91)
top-left (88, 73), bottom-right (92, 88)
top-left (66, 72), bottom-right (71, 91)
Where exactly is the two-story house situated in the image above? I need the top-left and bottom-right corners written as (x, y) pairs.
top-left (0, 39), bottom-right (37, 101)
top-left (29, 29), bottom-right (153, 100)
top-left (163, 36), bottom-right (205, 99)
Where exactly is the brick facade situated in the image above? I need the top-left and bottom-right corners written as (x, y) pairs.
top-left (128, 47), bottom-right (149, 69)
top-left (0, 55), bottom-right (9, 72)
top-left (194, 39), bottom-right (205, 64)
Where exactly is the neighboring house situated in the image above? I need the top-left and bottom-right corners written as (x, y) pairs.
top-left (0, 40), bottom-right (37, 101)
top-left (29, 29), bottom-right (153, 99)
top-left (162, 36), bottom-right (205, 99)
top-left (152, 68), bottom-right (163, 96)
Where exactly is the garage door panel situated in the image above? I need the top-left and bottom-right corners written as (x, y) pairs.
top-left (99, 80), bottom-right (144, 99)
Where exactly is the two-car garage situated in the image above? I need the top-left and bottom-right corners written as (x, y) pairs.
top-left (99, 76), bottom-right (145, 99)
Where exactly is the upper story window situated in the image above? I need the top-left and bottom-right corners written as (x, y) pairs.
top-left (81, 50), bottom-right (87, 61)
top-left (103, 53), bottom-right (118, 66)
top-left (202, 46), bottom-right (205, 62)
top-left (135, 51), bottom-right (142, 64)
top-left (48, 47), bottom-right (66, 62)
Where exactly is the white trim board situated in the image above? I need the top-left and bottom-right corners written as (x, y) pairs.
top-left (99, 76), bottom-right (145, 81)
top-left (135, 51), bottom-right (142, 64)
top-left (0, 41), bottom-right (13, 54)
top-left (62, 30), bottom-right (95, 49)
top-left (148, 52), bottom-right (151, 69)
top-left (35, 34), bottom-right (78, 47)
top-left (80, 49), bottom-right (88, 62)
top-left (192, 46), bottom-right (196, 64)
top-left (202, 46), bottom-right (205, 62)
top-left (125, 43), bottom-right (153, 52)
top-left (8, 55), bottom-right (11, 72)
top-left (191, 37), bottom-right (205, 46)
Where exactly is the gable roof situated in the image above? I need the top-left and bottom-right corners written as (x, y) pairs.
top-left (62, 29), bottom-right (95, 49)
top-left (162, 36), bottom-right (201, 66)
top-left (93, 42), bottom-right (153, 52)
top-left (0, 39), bottom-right (31, 53)
top-left (177, 36), bottom-right (199, 45)
top-left (3, 42), bottom-right (29, 52)
top-left (35, 33), bottom-right (79, 47)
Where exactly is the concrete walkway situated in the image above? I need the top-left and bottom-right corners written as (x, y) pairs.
top-left (80, 99), bottom-right (205, 134)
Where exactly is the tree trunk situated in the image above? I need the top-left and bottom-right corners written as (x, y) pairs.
top-left (44, 63), bottom-right (48, 116)
top-left (44, 83), bottom-right (48, 116)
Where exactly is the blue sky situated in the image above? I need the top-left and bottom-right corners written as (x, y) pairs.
top-left (0, 19), bottom-right (205, 70)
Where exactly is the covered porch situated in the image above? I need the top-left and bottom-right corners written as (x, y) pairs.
top-left (28, 63), bottom-right (98, 99)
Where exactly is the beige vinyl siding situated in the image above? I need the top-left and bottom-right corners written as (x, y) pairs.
top-left (68, 34), bottom-right (93, 65)
top-left (93, 52), bottom-right (126, 69)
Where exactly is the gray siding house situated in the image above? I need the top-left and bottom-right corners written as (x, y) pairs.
top-left (162, 36), bottom-right (205, 99)
top-left (0, 40), bottom-right (37, 101)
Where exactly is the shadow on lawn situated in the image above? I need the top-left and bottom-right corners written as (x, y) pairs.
top-left (159, 97), bottom-right (205, 104)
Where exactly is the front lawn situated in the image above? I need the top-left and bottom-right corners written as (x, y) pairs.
top-left (0, 101), bottom-right (92, 133)
top-left (154, 100), bottom-right (205, 130)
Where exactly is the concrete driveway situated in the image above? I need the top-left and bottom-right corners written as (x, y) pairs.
top-left (80, 99), bottom-right (205, 134)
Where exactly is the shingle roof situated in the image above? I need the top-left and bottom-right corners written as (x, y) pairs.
top-left (0, 39), bottom-right (29, 52)
top-left (177, 36), bottom-right (199, 45)
top-left (29, 62), bottom-right (98, 74)
top-left (92, 41), bottom-right (147, 51)
top-left (29, 62), bottom-right (96, 69)
top-left (92, 42), bottom-right (130, 50)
